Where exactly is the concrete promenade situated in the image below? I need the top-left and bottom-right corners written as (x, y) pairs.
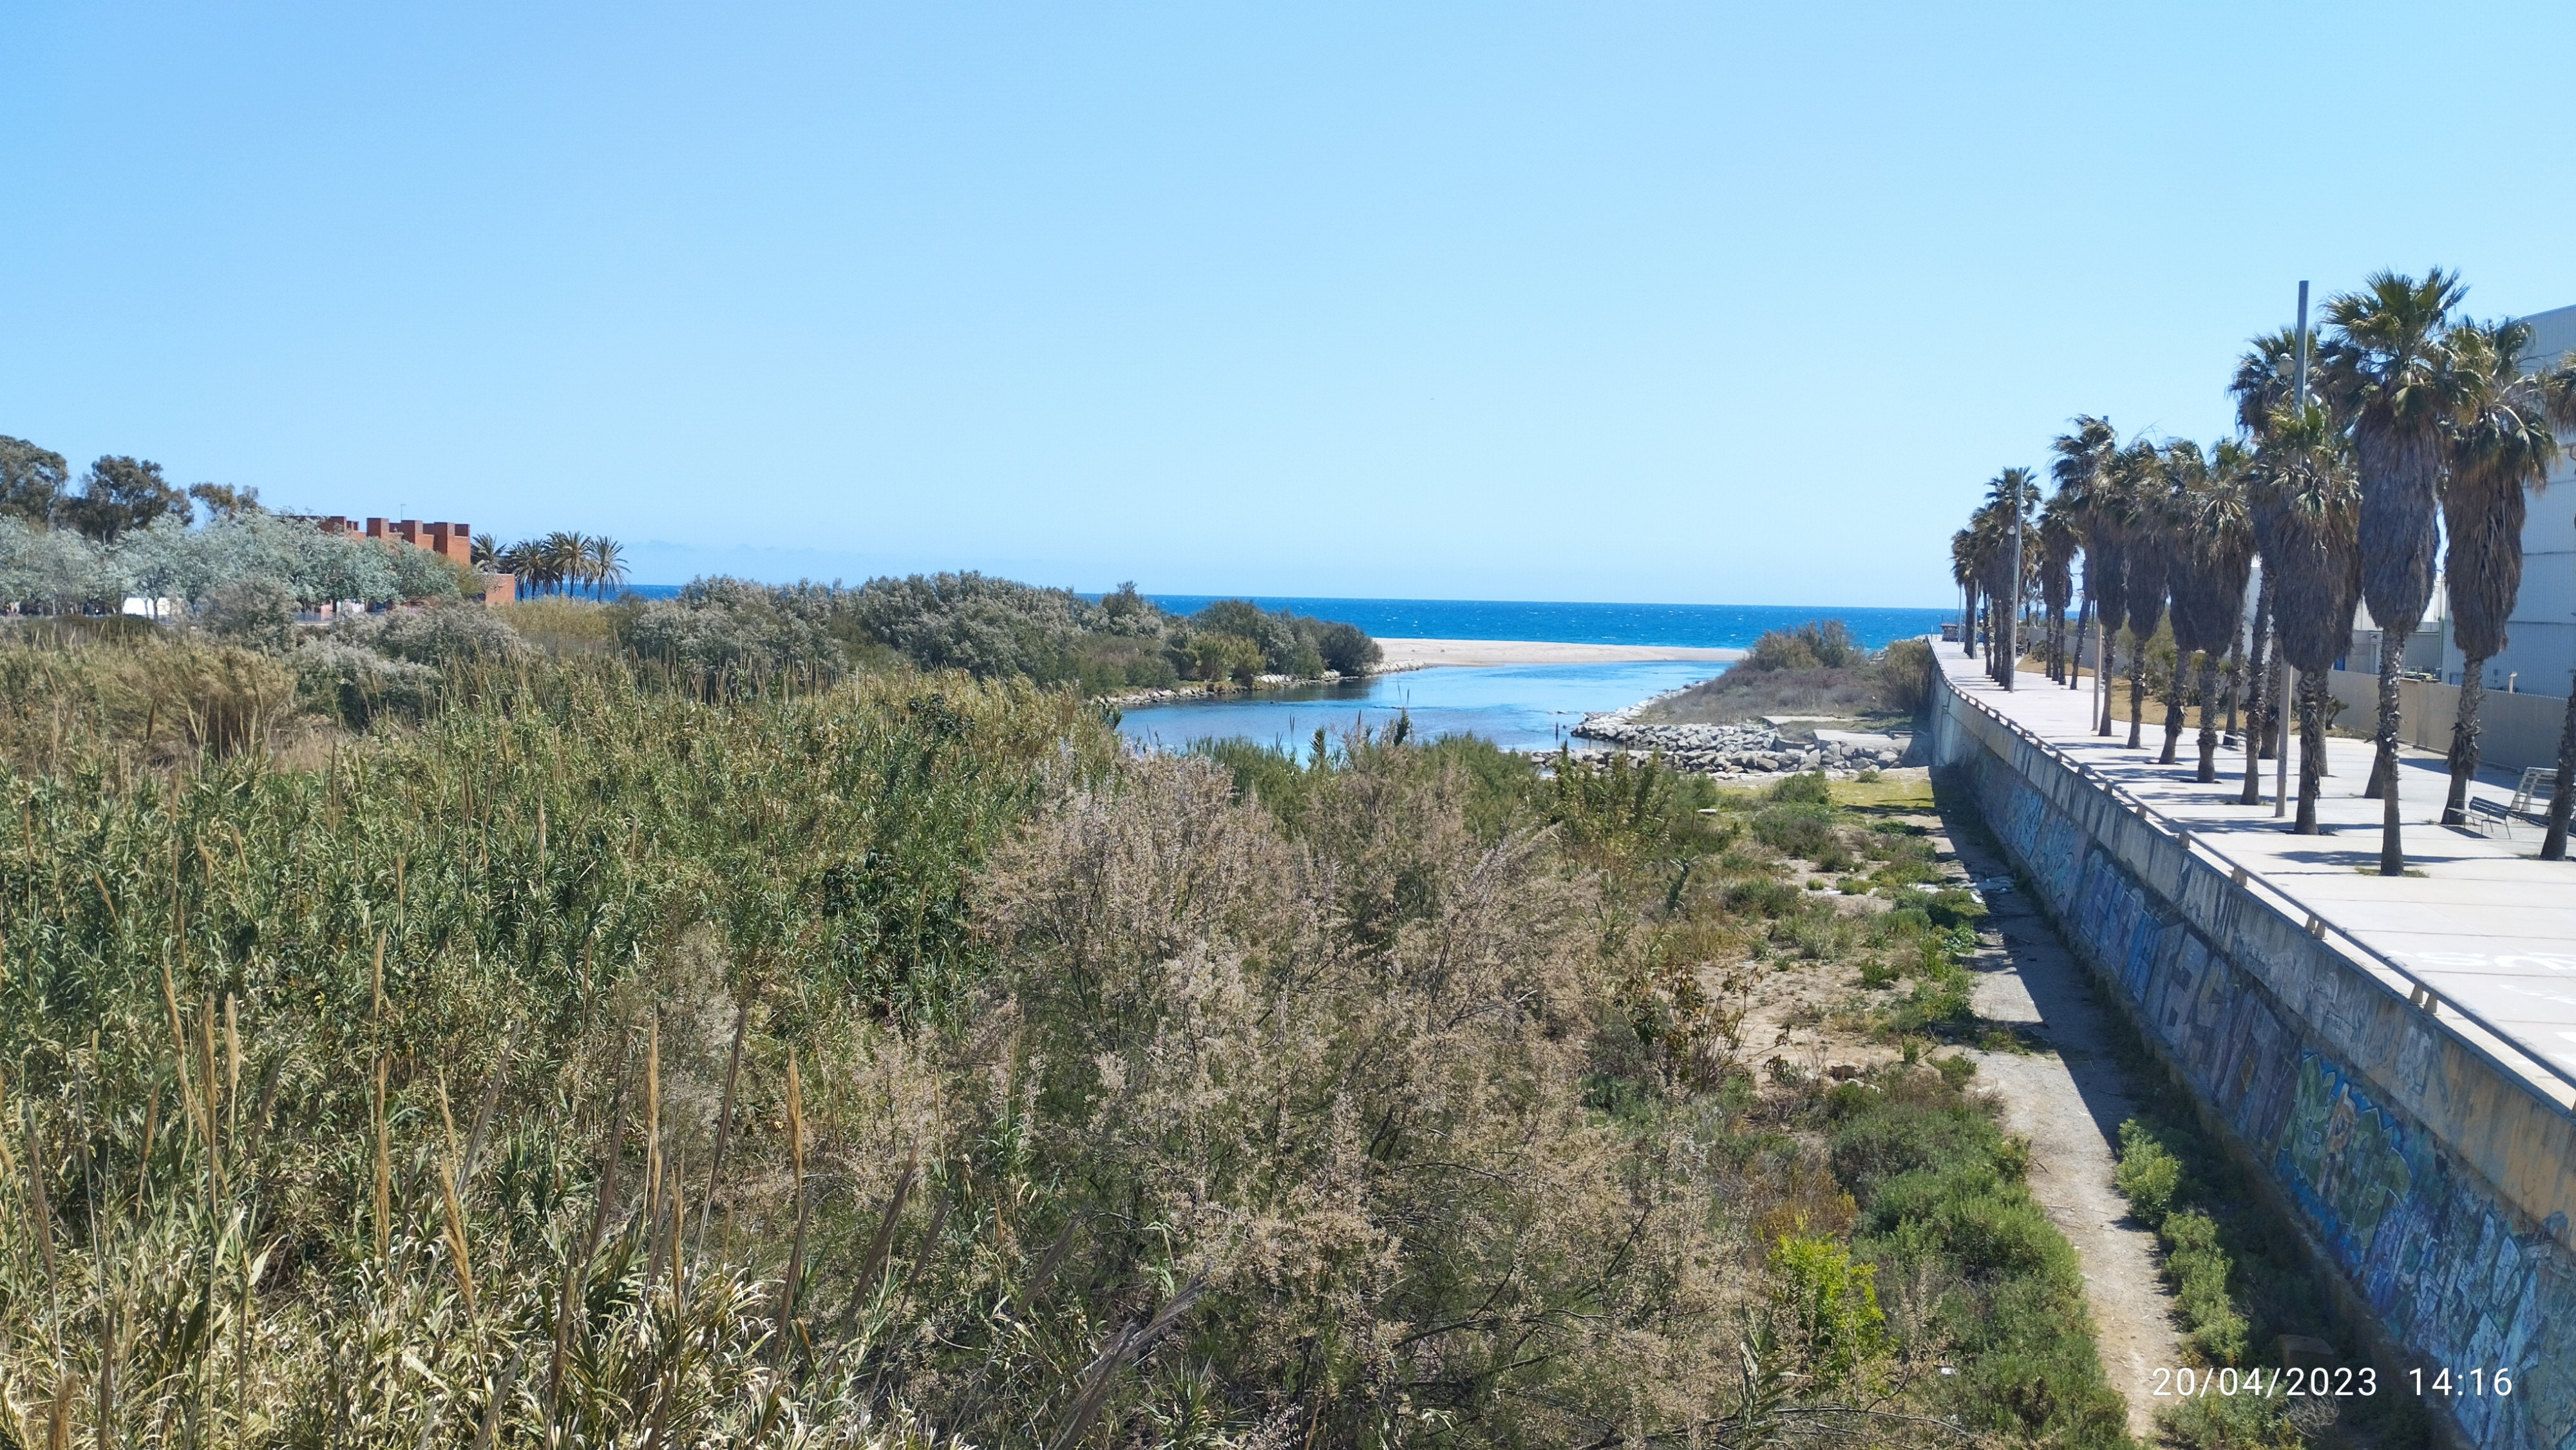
top-left (1937, 645), bottom-right (2576, 1111)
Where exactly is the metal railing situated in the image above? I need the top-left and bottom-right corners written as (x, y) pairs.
top-left (1939, 671), bottom-right (2576, 1104)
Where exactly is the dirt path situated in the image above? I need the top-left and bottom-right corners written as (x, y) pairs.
top-left (1933, 810), bottom-right (2183, 1439)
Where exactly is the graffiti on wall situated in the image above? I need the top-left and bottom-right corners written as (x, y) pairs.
top-left (1949, 722), bottom-right (2576, 1450)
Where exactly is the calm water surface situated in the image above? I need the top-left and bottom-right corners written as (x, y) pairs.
top-left (1117, 660), bottom-right (1725, 758)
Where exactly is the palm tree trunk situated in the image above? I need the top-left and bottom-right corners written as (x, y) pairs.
top-left (2374, 633), bottom-right (2408, 874)
top-left (1962, 586), bottom-right (1978, 658)
top-left (2240, 648), bottom-right (2266, 805)
top-left (2195, 653), bottom-right (2222, 782)
top-left (2103, 632), bottom-right (2121, 736)
top-left (2126, 645), bottom-right (2146, 749)
top-left (2543, 679), bottom-right (2576, 860)
top-left (2238, 596), bottom-right (2268, 804)
top-left (2364, 633), bottom-right (2403, 801)
top-left (2244, 580), bottom-right (2273, 762)
top-left (2159, 654), bottom-right (2187, 764)
top-left (2296, 670), bottom-right (2328, 834)
top-left (2070, 598), bottom-right (2090, 691)
top-left (2441, 658), bottom-right (2487, 826)
top-left (2222, 641), bottom-right (2242, 744)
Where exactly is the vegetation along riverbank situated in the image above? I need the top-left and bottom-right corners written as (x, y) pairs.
top-left (0, 602), bottom-right (2141, 1448)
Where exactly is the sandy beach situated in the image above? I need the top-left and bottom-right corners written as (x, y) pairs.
top-left (1374, 637), bottom-right (1746, 669)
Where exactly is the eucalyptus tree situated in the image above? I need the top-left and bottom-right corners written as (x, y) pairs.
top-left (0, 435), bottom-right (68, 524)
top-left (2052, 415), bottom-right (2124, 719)
top-left (2113, 439), bottom-right (2168, 749)
top-left (2250, 405), bottom-right (2363, 834)
top-left (2320, 270), bottom-right (2471, 875)
top-left (2436, 321), bottom-right (2576, 824)
top-left (64, 455), bottom-right (189, 542)
top-left (2179, 441), bottom-right (2257, 783)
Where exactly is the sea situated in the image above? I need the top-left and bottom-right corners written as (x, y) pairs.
top-left (611, 587), bottom-right (1948, 756)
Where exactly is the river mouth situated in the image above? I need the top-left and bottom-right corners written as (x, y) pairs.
top-left (1115, 659), bottom-right (1727, 758)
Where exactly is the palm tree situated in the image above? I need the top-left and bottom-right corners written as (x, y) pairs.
top-left (2179, 441), bottom-right (2257, 783)
top-left (540, 531), bottom-right (585, 598)
top-left (2052, 416), bottom-right (2124, 718)
top-left (2319, 269), bottom-right (2471, 875)
top-left (2228, 332), bottom-right (2308, 801)
top-left (1951, 530), bottom-right (1980, 658)
top-left (1979, 470), bottom-right (2039, 683)
top-left (2437, 321), bottom-right (2576, 824)
top-left (2154, 441), bottom-right (2211, 764)
top-left (585, 535), bottom-right (629, 600)
top-left (471, 532), bottom-right (500, 569)
top-left (2110, 439), bottom-right (2167, 749)
top-left (2036, 493), bottom-right (2079, 683)
top-left (2250, 404), bottom-right (2363, 834)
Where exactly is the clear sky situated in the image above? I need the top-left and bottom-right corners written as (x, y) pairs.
top-left (10, 2), bottom-right (2576, 605)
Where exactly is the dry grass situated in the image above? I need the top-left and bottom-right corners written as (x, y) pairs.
top-left (0, 634), bottom-right (2130, 1450)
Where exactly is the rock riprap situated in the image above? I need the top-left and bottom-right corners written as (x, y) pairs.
top-left (1565, 707), bottom-right (1905, 776)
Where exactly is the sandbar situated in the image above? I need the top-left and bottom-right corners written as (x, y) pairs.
top-left (1373, 638), bottom-right (1746, 670)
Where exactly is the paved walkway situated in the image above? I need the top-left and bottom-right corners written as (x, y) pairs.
top-left (1938, 646), bottom-right (2576, 1110)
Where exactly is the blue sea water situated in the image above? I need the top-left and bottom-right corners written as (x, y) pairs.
top-left (1143, 597), bottom-right (1947, 650)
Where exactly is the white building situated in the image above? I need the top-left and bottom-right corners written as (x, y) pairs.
top-left (2430, 301), bottom-right (2576, 695)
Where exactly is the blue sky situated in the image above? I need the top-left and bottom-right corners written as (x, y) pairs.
top-left (9, 2), bottom-right (2576, 605)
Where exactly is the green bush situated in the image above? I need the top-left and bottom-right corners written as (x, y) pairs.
top-left (291, 638), bottom-right (439, 726)
top-left (1754, 803), bottom-right (1838, 858)
top-left (202, 575), bottom-right (298, 651)
top-left (1829, 1070), bottom-right (2130, 1450)
top-left (1880, 636), bottom-right (1937, 714)
top-left (1768, 769), bottom-right (1833, 804)
top-left (1746, 619), bottom-right (1864, 672)
top-left (2113, 1120), bottom-right (2183, 1224)
top-left (359, 600), bottom-right (530, 665)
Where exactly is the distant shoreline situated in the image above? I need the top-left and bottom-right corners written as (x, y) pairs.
top-left (1373, 638), bottom-right (1747, 670)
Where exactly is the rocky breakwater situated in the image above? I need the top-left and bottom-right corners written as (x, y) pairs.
top-left (1570, 708), bottom-right (1906, 777)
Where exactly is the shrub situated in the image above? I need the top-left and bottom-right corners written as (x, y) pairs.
top-left (1318, 619), bottom-right (1379, 674)
top-left (2114, 1120), bottom-right (2183, 1224)
top-left (1747, 619), bottom-right (1863, 672)
top-left (1880, 637), bottom-right (1936, 714)
top-left (362, 601), bottom-right (529, 665)
top-left (292, 638), bottom-right (440, 726)
top-left (1831, 1070), bottom-right (2130, 1450)
top-left (1768, 1235), bottom-right (1887, 1377)
top-left (1754, 803), bottom-right (1838, 858)
top-left (496, 596), bottom-right (620, 653)
top-left (1768, 769), bottom-right (1833, 804)
top-left (200, 574), bottom-right (297, 651)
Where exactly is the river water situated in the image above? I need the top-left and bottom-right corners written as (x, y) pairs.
top-left (1113, 599), bottom-right (1950, 757)
top-left (1115, 658), bottom-right (1728, 758)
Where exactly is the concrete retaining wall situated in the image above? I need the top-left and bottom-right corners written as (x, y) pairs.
top-left (2324, 670), bottom-right (2569, 777)
top-left (1931, 675), bottom-right (2576, 1450)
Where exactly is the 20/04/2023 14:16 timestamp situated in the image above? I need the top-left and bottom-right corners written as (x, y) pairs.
top-left (2414, 1368), bottom-right (2513, 1398)
top-left (2151, 1366), bottom-right (2516, 1400)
